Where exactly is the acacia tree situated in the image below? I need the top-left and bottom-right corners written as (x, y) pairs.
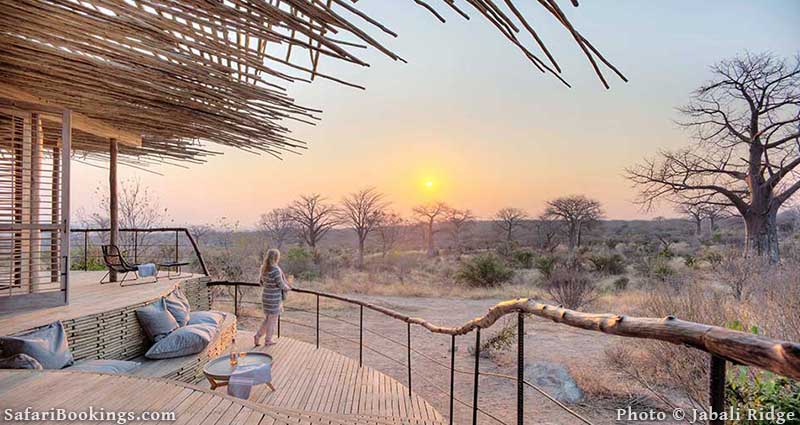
top-left (287, 194), bottom-right (339, 261)
top-left (340, 188), bottom-right (388, 269)
top-left (375, 210), bottom-right (405, 257)
top-left (412, 202), bottom-right (449, 257)
top-left (445, 208), bottom-right (475, 254)
top-left (494, 207), bottom-right (528, 242)
top-left (257, 208), bottom-right (295, 250)
top-left (628, 53), bottom-right (800, 262)
top-left (542, 195), bottom-right (604, 251)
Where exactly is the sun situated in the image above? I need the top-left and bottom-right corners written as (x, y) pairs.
top-left (424, 180), bottom-right (434, 188)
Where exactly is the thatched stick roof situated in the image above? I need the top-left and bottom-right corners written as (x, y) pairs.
top-left (0, 0), bottom-right (626, 163)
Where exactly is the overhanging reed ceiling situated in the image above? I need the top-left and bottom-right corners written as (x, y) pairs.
top-left (0, 0), bottom-right (626, 164)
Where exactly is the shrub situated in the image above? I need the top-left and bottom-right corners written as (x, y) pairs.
top-left (456, 254), bottom-right (514, 287)
top-left (534, 256), bottom-right (557, 279)
top-left (511, 249), bottom-right (536, 269)
top-left (612, 276), bottom-right (629, 292)
top-left (283, 246), bottom-right (315, 276)
top-left (588, 253), bottom-right (626, 275)
top-left (543, 269), bottom-right (596, 310)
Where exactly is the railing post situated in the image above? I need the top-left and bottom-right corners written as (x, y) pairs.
top-left (517, 313), bottom-right (524, 425)
top-left (315, 294), bottom-right (320, 349)
top-left (233, 284), bottom-right (238, 317)
top-left (709, 355), bottom-right (726, 425)
top-left (83, 231), bottom-right (88, 270)
top-left (133, 230), bottom-right (138, 264)
top-left (174, 230), bottom-right (179, 262)
top-left (277, 315), bottom-right (281, 338)
top-left (473, 327), bottom-right (480, 425)
top-left (359, 305), bottom-right (363, 367)
top-left (449, 334), bottom-right (456, 425)
top-left (407, 322), bottom-right (412, 397)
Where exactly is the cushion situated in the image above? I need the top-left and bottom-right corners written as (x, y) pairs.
top-left (66, 359), bottom-right (140, 374)
top-left (0, 321), bottom-right (73, 369)
top-left (187, 311), bottom-right (225, 327)
top-left (0, 353), bottom-right (43, 370)
top-left (145, 324), bottom-right (217, 360)
top-left (165, 288), bottom-right (191, 327)
top-left (136, 298), bottom-right (179, 342)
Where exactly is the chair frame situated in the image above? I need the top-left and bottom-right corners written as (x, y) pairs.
top-left (100, 245), bottom-right (158, 286)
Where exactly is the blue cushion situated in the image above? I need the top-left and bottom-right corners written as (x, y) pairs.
top-left (67, 359), bottom-right (140, 374)
top-left (165, 289), bottom-right (191, 327)
top-left (144, 324), bottom-right (217, 360)
top-left (187, 311), bottom-right (225, 327)
top-left (136, 298), bottom-right (179, 342)
top-left (0, 321), bottom-right (73, 369)
top-left (0, 353), bottom-right (43, 370)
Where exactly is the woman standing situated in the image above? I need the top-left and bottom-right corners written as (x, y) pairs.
top-left (254, 249), bottom-right (292, 346)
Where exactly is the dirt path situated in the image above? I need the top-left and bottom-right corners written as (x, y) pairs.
top-left (239, 294), bottom-right (670, 425)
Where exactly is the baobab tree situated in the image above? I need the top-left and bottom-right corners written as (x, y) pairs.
top-left (674, 202), bottom-right (705, 237)
top-left (340, 188), bottom-right (388, 269)
top-left (412, 202), bottom-right (449, 257)
top-left (628, 53), bottom-right (800, 262)
top-left (375, 211), bottom-right (405, 257)
top-left (257, 208), bottom-right (295, 250)
top-left (494, 207), bottom-right (528, 242)
top-left (287, 194), bottom-right (340, 261)
top-left (444, 208), bottom-right (475, 254)
top-left (542, 195), bottom-right (604, 251)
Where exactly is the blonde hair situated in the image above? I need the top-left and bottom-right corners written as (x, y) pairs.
top-left (260, 248), bottom-right (281, 281)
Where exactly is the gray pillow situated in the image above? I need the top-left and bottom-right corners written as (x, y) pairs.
top-left (145, 324), bottom-right (217, 360)
top-left (165, 289), bottom-right (191, 327)
top-left (0, 321), bottom-right (73, 369)
top-left (0, 353), bottom-right (43, 370)
top-left (187, 311), bottom-right (225, 327)
top-left (66, 359), bottom-right (140, 374)
top-left (136, 298), bottom-right (179, 342)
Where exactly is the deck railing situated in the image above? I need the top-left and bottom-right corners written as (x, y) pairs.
top-left (69, 227), bottom-right (209, 276)
top-left (208, 281), bottom-right (800, 425)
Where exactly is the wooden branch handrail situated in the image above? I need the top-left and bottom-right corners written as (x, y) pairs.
top-left (210, 282), bottom-right (800, 380)
top-left (70, 227), bottom-right (209, 276)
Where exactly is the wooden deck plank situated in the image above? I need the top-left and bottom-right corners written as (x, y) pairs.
top-left (211, 333), bottom-right (442, 424)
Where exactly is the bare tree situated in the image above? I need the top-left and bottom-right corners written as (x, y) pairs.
top-left (257, 208), bottom-right (295, 250)
top-left (494, 207), bottom-right (528, 242)
top-left (674, 202), bottom-right (704, 237)
top-left (287, 194), bottom-right (340, 261)
top-left (85, 178), bottom-right (169, 257)
top-left (412, 202), bottom-right (449, 257)
top-left (375, 210), bottom-right (405, 257)
top-left (628, 53), bottom-right (800, 262)
top-left (340, 188), bottom-right (388, 269)
top-left (444, 208), bottom-right (475, 254)
top-left (542, 195), bottom-right (604, 251)
top-left (701, 203), bottom-right (733, 234)
top-left (533, 217), bottom-right (561, 253)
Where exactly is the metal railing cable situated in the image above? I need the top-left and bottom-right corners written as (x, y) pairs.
top-left (284, 304), bottom-right (594, 425)
top-left (278, 316), bottom-right (509, 425)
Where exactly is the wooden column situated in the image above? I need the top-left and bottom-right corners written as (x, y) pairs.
top-left (109, 138), bottom-right (119, 282)
top-left (61, 110), bottom-right (71, 304)
top-left (29, 113), bottom-right (43, 292)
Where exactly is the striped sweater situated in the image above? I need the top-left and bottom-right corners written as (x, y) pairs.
top-left (260, 265), bottom-right (289, 315)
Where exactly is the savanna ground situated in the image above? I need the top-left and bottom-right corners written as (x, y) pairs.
top-left (190, 215), bottom-right (800, 425)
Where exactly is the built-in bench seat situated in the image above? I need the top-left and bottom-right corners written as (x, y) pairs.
top-left (3, 277), bottom-right (237, 385)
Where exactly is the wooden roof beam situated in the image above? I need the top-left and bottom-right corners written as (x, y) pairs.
top-left (0, 86), bottom-right (142, 147)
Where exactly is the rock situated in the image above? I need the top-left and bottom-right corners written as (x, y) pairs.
top-left (523, 362), bottom-right (583, 403)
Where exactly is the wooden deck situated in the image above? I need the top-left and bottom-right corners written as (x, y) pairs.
top-left (0, 271), bottom-right (202, 335)
top-left (0, 336), bottom-right (445, 425)
top-left (203, 334), bottom-right (445, 424)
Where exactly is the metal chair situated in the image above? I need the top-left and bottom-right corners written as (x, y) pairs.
top-left (100, 245), bottom-right (157, 286)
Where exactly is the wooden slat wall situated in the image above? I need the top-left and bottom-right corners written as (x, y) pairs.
top-left (0, 111), bottom-right (63, 298)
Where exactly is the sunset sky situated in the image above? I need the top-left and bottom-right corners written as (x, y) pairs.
top-left (71, 1), bottom-right (799, 227)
